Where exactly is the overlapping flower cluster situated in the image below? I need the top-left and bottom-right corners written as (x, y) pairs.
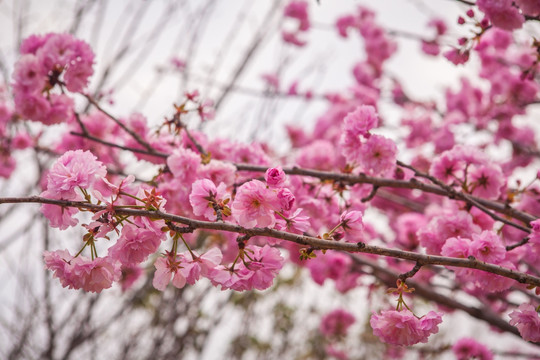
top-left (4, 0), bottom-right (540, 354)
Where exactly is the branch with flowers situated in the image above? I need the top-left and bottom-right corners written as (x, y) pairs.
top-left (1, 195), bottom-right (539, 287)
top-left (3, 0), bottom-right (540, 357)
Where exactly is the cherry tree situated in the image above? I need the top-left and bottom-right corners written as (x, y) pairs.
top-left (1, 0), bottom-right (540, 358)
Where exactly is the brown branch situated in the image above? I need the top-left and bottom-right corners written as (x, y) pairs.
top-left (396, 161), bottom-right (532, 233)
top-left (2, 196), bottom-right (540, 287)
top-left (83, 94), bottom-right (157, 154)
top-left (39, 129), bottom-right (538, 229)
top-left (69, 132), bottom-right (168, 158)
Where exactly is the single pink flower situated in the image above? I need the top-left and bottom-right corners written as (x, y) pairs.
top-left (283, 0), bottom-right (310, 31)
top-left (340, 210), bottom-right (364, 238)
top-left (108, 223), bottom-right (164, 265)
top-left (12, 54), bottom-right (46, 93)
top-left (265, 167), bottom-right (286, 188)
top-left (509, 304), bottom-right (540, 342)
top-left (441, 236), bottom-right (471, 258)
top-left (276, 188), bottom-right (295, 211)
top-left (70, 256), bottom-right (121, 293)
top-left (343, 105), bottom-right (379, 137)
top-left (189, 179), bottom-right (230, 220)
top-left (232, 180), bottom-right (279, 228)
top-left (152, 253), bottom-right (187, 291)
top-left (180, 247), bottom-right (223, 285)
top-left (452, 337), bottom-right (494, 360)
top-left (469, 231), bottom-right (505, 263)
top-left (429, 151), bottom-right (464, 184)
top-left (359, 134), bottom-right (397, 176)
top-left (370, 309), bottom-right (443, 346)
top-left (166, 147), bottom-right (201, 183)
top-left (335, 15), bottom-right (357, 38)
top-left (319, 309), bottom-right (356, 337)
top-left (47, 149), bottom-right (106, 199)
top-left (45, 250), bottom-right (120, 293)
top-left (275, 208), bottom-right (310, 234)
top-left (444, 48), bottom-right (469, 65)
top-left (468, 164), bottom-right (505, 199)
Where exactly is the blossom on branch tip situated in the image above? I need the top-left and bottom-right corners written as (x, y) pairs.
top-left (370, 309), bottom-right (443, 346)
top-left (44, 250), bottom-right (120, 293)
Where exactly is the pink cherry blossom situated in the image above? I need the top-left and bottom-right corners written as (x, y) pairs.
top-left (70, 255), bottom-right (121, 293)
top-left (452, 337), bottom-right (493, 360)
top-left (319, 309), bottom-right (356, 337)
top-left (283, 1), bottom-right (310, 31)
top-left (231, 180), bottom-right (279, 228)
top-left (340, 210), bottom-right (364, 238)
top-left (189, 179), bottom-right (230, 220)
top-left (441, 236), bottom-right (471, 258)
top-left (239, 245), bottom-right (284, 290)
top-left (393, 213), bottom-right (426, 250)
top-left (469, 231), bottom-right (505, 263)
top-left (359, 134), bottom-right (397, 176)
top-left (43, 249), bottom-right (77, 289)
top-left (119, 264), bottom-right (143, 292)
top-left (152, 253), bottom-right (188, 291)
top-left (208, 245), bottom-right (283, 291)
top-left (516, 0), bottom-right (540, 16)
top-left (40, 192), bottom-right (79, 229)
top-left (343, 105), bottom-right (379, 137)
top-left (307, 251), bottom-right (352, 286)
top-left (418, 209), bottom-right (480, 255)
top-left (335, 15), bottom-right (356, 38)
top-left (46, 149), bottom-right (106, 199)
top-left (370, 309), bottom-right (443, 346)
top-left (197, 160), bottom-right (236, 186)
top-left (476, 0), bottom-right (524, 31)
top-left (180, 247), bottom-right (223, 285)
top-left (265, 167), bottom-right (286, 188)
top-left (429, 150), bottom-right (464, 184)
top-left (45, 250), bottom-right (121, 293)
top-left (166, 147), bottom-right (201, 183)
top-left (444, 48), bottom-right (469, 65)
top-left (509, 304), bottom-right (540, 342)
top-left (276, 188), bottom-right (295, 211)
top-left (108, 223), bottom-right (164, 265)
top-left (468, 164), bottom-right (505, 199)
top-left (275, 208), bottom-right (310, 234)
top-left (12, 54), bottom-right (46, 93)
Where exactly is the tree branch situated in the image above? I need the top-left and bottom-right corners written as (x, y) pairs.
top-left (2, 195), bottom-right (540, 287)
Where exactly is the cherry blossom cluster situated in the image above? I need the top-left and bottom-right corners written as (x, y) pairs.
top-left (4, 0), bottom-right (540, 355)
top-left (13, 33), bottom-right (94, 124)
